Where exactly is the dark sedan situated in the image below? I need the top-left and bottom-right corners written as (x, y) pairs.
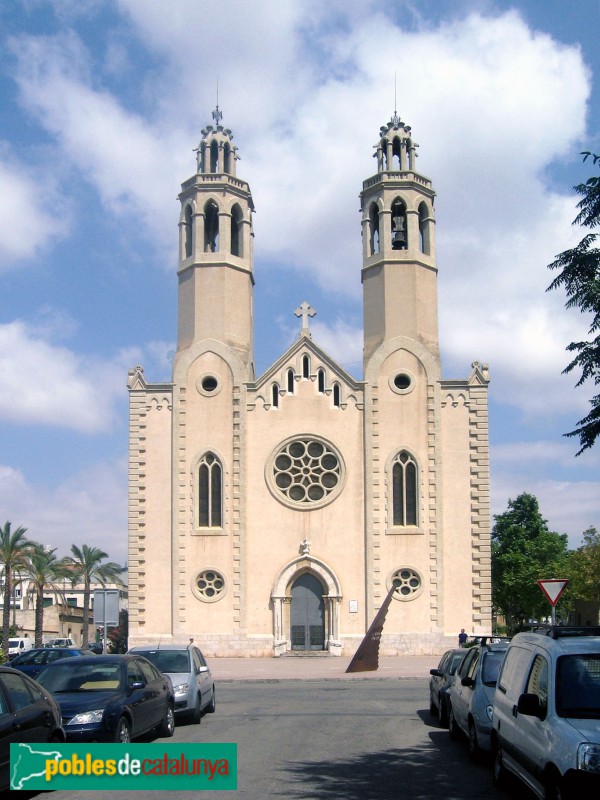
top-left (0, 666), bottom-right (65, 790)
top-left (35, 654), bottom-right (175, 743)
top-left (429, 648), bottom-right (466, 725)
top-left (10, 647), bottom-right (96, 679)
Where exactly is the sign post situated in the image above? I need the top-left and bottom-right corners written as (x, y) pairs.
top-left (93, 590), bottom-right (120, 653)
top-left (537, 579), bottom-right (569, 625)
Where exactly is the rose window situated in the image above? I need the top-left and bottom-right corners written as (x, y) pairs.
top-left (267, 437), bottom-right (344, 509)
top-left (193, 569), bottom-right (225, 603)
top-left (390, 567), bottom-right (422, 601)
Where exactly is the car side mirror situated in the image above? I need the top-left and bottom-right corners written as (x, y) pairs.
top-left (430, 668), bottom-right (444, 678)
top-left (461, 676), bottom-right (475, 688)
top-left (199, 665), bottom-right (209, 673)
top-left (128, 680), bottom-right (144, 693)
top-left (517, 693), bottom-right (542, 717)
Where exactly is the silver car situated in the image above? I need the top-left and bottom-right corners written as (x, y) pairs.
top-left (448, 638), bottom-right (509, 760)
top-left (128, 644), bottom-right (215, 722)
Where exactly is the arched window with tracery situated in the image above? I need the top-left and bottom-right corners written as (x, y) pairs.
top-left (392, 450), bottom-right (418, 526)
top-left (391, 198), bottom-right (408, 250)
top-left (198, 452), bottom-right (222, 528)
top-left (231, 204), bottom-right (243, 256)
top-left (184, 205), bottom-right (193, 258)
top-left (369, 203), bottom-right (380, 255)
top-left (204, 200), bottom-right (219, 252)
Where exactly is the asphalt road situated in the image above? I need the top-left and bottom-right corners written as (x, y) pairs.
top-left (14, 679), bottom-right (529, 799)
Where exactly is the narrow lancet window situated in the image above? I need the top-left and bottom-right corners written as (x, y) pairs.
top-left (317, 369), bottom-right (325, 394)
top-left (369, 204), bottom-right (380, 255)
top-left (392, 451), bottom-right (418, 526)
top-left (199, 452), bottom-right (222, 528)
top-left (333, 383), bottom-right (341, 408)
top-left (391, 198), bottom-right (408, 250)
top-left (287, 368), bottom-right (295, 394)
top-left (184, 205), bottom-right (193, 258)
top-left (302, 355), bottom-right (310, 379)
top-left (204, 200), bottom-right (219, 252)
top-left (272, 384), bottom-right (279, 408)
top-left (418, 202), bottom-right (430, 255)
top-left (231, 204), bottom-right (243, 257)
top-left (210, 140), bottom-right (219, 173)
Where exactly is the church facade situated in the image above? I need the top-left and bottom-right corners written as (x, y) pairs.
top-left (127, 110), bottom-right (492, 657)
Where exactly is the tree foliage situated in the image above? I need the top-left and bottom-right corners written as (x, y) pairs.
top-left (0, 522), bottom-right (32, 659)
top-left (22, 544), bottom-right (71, 647)
top-left (567, 526), bottom-right (600, 604)
top-left (547, 152), bottom-right (600, 454)
top-left (492, 493), bottom-right (570, 635)
top-left (63, 545), bottom-right (124, 648)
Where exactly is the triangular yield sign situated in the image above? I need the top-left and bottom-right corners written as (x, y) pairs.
top-left (537, 579), bottom-right (569, 607)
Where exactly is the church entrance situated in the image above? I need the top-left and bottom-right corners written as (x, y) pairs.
top-left (290, 573), bottom-right (325, 651)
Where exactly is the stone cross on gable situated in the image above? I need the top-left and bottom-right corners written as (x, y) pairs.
top-left (295, 301), bottom-right (316, 338)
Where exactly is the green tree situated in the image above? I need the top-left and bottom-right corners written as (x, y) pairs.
top-left (567, 526), bottom-right (600, 604)
top-left (23, 544), bottom-right (71, 647)
top-left (492, 494), bottom-right (570, 635)
top-left (0, 522), bottom-right (32, 659)
top-left (547, 152), bottom-right (600, 454)
top-left (63, 545), bottom-right (124, 648)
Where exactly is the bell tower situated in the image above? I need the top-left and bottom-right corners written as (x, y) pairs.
top-left (361, 112), bottom-right (438, 367)
top-left (176, 107), bottom-right (255, 374)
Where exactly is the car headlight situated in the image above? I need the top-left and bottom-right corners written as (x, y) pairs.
top-left (173, 682), bottom-right (189, 697)
top-left (485, 705), bottom-right (493, 722)
top-left (67, 709), bottom-right (104, 725)
top-left (577, 743), bottom-right (600, 773)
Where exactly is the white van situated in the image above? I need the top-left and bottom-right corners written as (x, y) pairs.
top-left (8, 636), bottom-right (33, 658)
top-left (492, 626), bottom-right (600, 799)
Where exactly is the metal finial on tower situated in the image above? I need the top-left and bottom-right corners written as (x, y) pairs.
top-left (391, 72), bottom-right (401, 126)
top-left (212, 77), bottom-right (223, 125)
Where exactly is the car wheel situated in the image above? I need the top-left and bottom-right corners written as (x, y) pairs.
top-left (191, 693), bottom-right (202, 724)
top-left (492, 741), bottom-right (507, 789)
top-left (438, 693), bottom-right (448, 726)
top-left (206, 687), bottom-right (216, 714)
top-left (448, 706), bottom-right (460, 740)
top-left (468, 720), bottom-right (481, 762)
top-left (160, 703), bottom-right (175, 738)
top-left (115, 716), bottom-right (131, 743)
top-left (544, 769), bottom-right (565, 800)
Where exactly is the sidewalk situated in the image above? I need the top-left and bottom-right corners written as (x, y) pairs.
top-left (209, 654), bottom-right (438, 681)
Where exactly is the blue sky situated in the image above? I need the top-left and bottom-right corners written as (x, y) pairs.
top-left (0, 0), bottom-right (599, 565)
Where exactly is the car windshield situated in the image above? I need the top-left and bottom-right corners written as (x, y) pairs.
top-left (136, 650), bottom-right (190, 673)
top-left (481, 650), bottom-right (506, 686)
top-left (37, 663), bottom-right (123, 693)
top-left (557, 654), bottom-right (600, 719)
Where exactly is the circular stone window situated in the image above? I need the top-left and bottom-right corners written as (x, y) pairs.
top-left (389, 371), bottom-right (415, 395)
top-left (192, 569), bottom-right (226, 603)
top-left (389, 567), bottom-right (423, 601)
top-left (197, 374), bottom-right (221, 396)
top-left (266, 436), bottom-right (345, 510)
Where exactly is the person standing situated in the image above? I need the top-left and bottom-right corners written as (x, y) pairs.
top-left (458, 629), bottom-right (468, 647)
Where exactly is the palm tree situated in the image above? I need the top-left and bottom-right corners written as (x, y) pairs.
top-left (63, 545), bottom-right (124, 647)
top-left (23, 544), bottom-right (71, 647)
top-left (0, 521), bottom-right (32, 659)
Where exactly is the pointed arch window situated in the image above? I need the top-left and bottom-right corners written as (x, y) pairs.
top-left (223, 142), bottom-right (231, 174)
top-left (231, 204), bottom-right (243, 257)
top-left (184, 205), bottom-right (193, 258)
top-left (369, 203), bottom-right (380, 255)
top-left (199, 452), bottom-right (222, 528)
top-left (317, 368), bottom-right (325, 394)
top-left (418, 202), bottom-right (431, 255)
top-left (204, 200), bottom-right (219, 252)
top-left (302, 354), bottom-right (310, 379)
top-left (391, 136), bottom-right (402, 170)
top-left (210, 140), bottom-right (219, 173)
top-left (392, 451), bottom-right (418, 526)
top-left (332, 383), bottom-right (341, 408)
top-left (391, 198), bottom-right (408, 250)
top-left (287, 368), bottom-right (295, 394)
top-left (272, 384), bottom-right (279, 408)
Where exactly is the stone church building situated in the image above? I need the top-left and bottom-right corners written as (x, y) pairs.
top-left (127, 109), bottom-right (492, 657)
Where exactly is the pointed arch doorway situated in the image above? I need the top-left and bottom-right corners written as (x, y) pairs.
top-left (290, 573), bottom-right (325, 651)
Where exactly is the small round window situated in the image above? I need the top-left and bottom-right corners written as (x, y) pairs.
top-left (389, 567), bottom-right (423, 601)
top-left (389, 371), bottom-right (415, 395)
top-left (197, 374), bottom-right (220, 396)
top-left (192, 569), bottom-right (226, 603)
top-left (266, 436), bottom-right (345, 510)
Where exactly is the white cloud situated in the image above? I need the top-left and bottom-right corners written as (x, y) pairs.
top-left (0, 459), bottom-right (127, 563)
top-left (0, 320), bottom-right (138, 432)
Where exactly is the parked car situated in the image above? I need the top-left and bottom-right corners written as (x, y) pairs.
top-left (128, 643), bottom-right (215, 722)
top-left (45, 637), bottom-right (75, 648)
top-left (0, 666), bottom-right (65, 790)
top-left (10, 647), bottom-right (96, 679)
top-left (429, 648), bottom-right (466, 725)
top-left (8, 636), bottom-right (33, 659)
top-left (35, 654), bottom-right (175, 743)
top-left (492, 626), bottom-right (600, 799)
top-left (448, 637), bottom-right (509, 759)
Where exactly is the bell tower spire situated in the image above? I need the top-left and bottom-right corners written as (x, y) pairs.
top-left (361, 112), bottom-right (438, 366)
top-left (176, 109), bottom-right (254, 373)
